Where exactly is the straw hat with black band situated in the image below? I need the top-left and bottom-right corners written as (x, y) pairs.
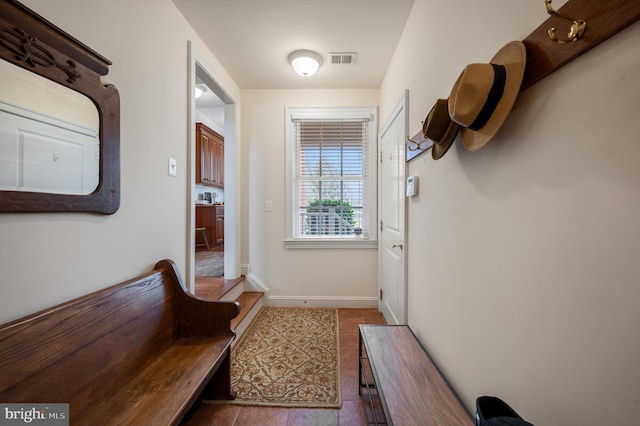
top-left (448, 41), bottom-right (526, 152)
top-left (422, 98), bottom-right (459, 160)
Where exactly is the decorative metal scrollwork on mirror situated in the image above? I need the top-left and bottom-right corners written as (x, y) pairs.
top-left (0, 0), bottom-right (120, 214)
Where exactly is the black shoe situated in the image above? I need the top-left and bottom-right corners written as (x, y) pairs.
top-left (475, 396), bottom-right (534, 426)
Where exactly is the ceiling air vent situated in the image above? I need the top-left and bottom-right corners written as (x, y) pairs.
top-left (330, 52), bottom-right (356, 65)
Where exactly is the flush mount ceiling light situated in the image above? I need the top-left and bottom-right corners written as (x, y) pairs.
top-left (288, 50), bottom-right (323, 77)
top-left (194, 83), bottom-right (207, 98)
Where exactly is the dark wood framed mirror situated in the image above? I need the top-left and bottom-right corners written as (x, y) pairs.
top-left (0, 0), bottom-right (120, 214)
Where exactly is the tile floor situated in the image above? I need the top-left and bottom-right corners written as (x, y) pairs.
top-left (183, 308), bottom-right (385, 426)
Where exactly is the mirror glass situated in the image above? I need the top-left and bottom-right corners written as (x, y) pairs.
top-left (0, 58), bottom-right (99, 195)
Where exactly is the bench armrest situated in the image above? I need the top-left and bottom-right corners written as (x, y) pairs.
top-left (155, 259), bottom-right (240, 338)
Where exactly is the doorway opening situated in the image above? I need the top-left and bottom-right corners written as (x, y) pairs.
top-left (187, 42), bottom-right (239, 293)
top-left (194, 66), bottom-right (226, 279)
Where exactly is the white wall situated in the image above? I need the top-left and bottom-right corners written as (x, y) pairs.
top-left (0, 0), bottom-right (240, 324)
top-left (379, 1), bottom-right (640, 424)
top-left (241, 89), bottom-right (379, 306)
top-left (195, 109), bottom-right (224, 135)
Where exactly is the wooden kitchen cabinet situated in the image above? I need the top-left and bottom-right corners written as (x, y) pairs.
top-left (215, 205), bottom-right (224, 246)
top-left (196, 205), bottom-right (224, 249)
top-left (196, 123), bottom-right (224, 188)
top-left (214, 140), bottom-right (224, 187)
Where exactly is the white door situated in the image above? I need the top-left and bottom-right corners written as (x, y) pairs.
top-left (378, 92), bottom-right (408, 325)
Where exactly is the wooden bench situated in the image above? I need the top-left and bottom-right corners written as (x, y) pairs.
top-left (0, 259), bottom-right (240, 425)
top-left (359, 325), bottom-right (474, 425)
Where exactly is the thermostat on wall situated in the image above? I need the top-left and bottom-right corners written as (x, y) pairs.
top-left (406, 176), bottom-right (418, 197)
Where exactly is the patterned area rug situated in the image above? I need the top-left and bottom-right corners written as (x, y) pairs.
top-left (194, 250), bottom-right (224, 277)
top-left (228, 307), bottom-right (341, 407)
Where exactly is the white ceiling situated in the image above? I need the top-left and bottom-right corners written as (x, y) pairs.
top-left (173, 0), bottom-right (415, 90)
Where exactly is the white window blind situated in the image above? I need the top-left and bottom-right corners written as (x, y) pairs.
top-left (286, 107), bottom-right (376, 245)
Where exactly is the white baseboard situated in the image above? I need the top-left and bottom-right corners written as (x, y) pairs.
top-left (267, 296), bottom-right (378, 309)
top-left (243, 273), bottom-right (377, 309)
top-left (240, 263), bottom-right (251, 276)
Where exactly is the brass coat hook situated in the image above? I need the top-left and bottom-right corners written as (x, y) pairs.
top-left (407, 135), bottom-right (422, 151)
top-left (545, 0), bottom-right (586, 44)
top-left (407, 124), bottom-right (429, 152)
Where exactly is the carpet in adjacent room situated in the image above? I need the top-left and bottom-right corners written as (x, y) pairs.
top-left (194, 250), bottom-right (224, 277)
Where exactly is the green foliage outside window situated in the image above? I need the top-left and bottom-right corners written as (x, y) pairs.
top-left (306, 199), bottom-right (355, 235)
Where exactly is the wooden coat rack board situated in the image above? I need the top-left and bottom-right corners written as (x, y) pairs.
top-left (407, 0), bottom-right (640, 161)
top-left (521, 0), bottom-right (640, 92)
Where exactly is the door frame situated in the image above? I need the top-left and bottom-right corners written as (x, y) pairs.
top-left (187, 41), bottom-right (241, 292)
top-left (378, 90), bottom-right (409, 324)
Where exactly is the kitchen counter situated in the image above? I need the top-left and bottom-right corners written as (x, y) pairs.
top-left (195, 205), bottom-right (224, 249)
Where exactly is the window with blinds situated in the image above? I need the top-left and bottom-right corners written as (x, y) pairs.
top-left (285, 107), bottom-right (376, 243)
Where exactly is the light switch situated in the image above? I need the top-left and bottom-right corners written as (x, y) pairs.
top-left (264, 200), bottom-right (273, 212)
top-left (168, 158), bottom-right (177, 176)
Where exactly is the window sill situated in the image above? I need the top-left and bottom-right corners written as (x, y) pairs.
top-left (284, 239), bottom-right (378, 249)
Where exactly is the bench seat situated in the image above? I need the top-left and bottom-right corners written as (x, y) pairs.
top-left (82, 336), bottom-right (233, 425)
top-left (359, 325), bottom-right (473, 425)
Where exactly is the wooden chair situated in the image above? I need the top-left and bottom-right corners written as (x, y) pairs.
top-left (196, 227), bottom-right (211, 250)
